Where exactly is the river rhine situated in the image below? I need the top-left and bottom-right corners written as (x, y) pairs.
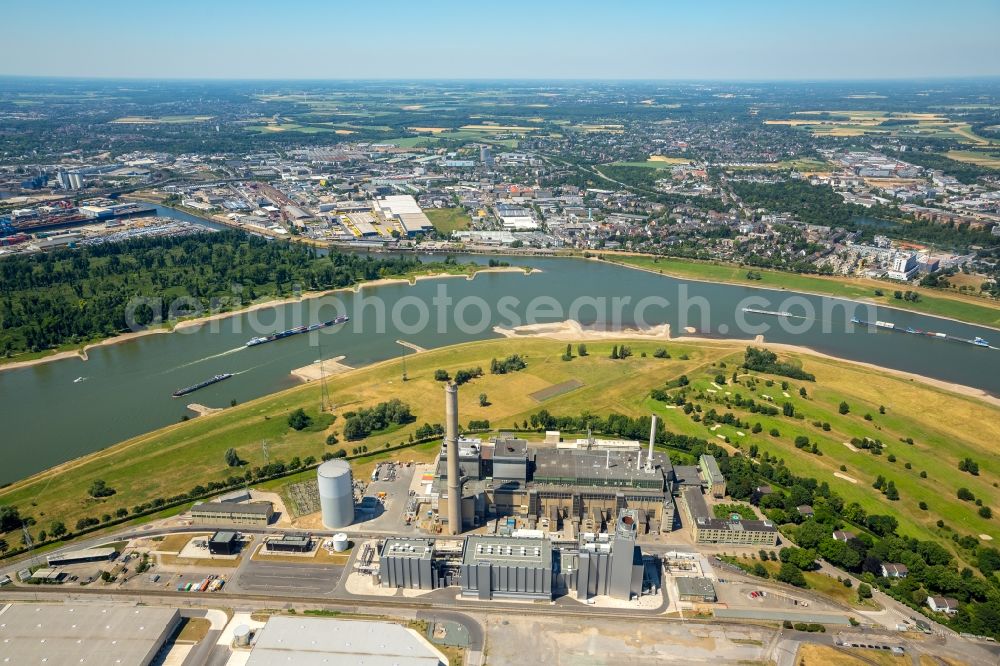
top-left (0, 208), bottom-right (998, 484)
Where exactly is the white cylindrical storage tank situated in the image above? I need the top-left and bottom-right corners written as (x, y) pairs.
top-left (233, 625), bottom-right (251, 647)
top-left (318, 459), bottom-right (354, 528)
top-left (332, 533), bottom-right (349, 552)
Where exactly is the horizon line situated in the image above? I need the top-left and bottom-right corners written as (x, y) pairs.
top-left (2, 74), bottom-right (1000, 84)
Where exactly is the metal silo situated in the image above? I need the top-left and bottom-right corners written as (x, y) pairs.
top-left (318, 459), bottom-right (354, 528)
top-left (233, 625), bottom-right (252, 647)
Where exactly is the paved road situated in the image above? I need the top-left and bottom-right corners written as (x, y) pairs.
top-left (174, 609), bottom-right (228, 666)
top-left (416, 610), bottom-right (485, 666)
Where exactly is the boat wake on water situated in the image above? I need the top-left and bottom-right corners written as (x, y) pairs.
top-left (741, 307), bottom-right (812, 320)
top-left (163, 346), bottom-right (247, 373)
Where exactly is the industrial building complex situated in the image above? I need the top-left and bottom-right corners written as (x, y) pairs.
top-left (433, 404), bottom-right (678, 536)
top-left (379, 508), bottom-right (651, 602)
top-left (372, 383), bottom-right (752, 601)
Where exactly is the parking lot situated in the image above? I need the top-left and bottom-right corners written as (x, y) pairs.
top-left (236, 560), bottom-right (342, 594)
top-left (712, 576), bottom-right (846, 614)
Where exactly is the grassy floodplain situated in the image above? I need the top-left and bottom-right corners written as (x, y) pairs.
top-left (602, 254), bottom-right (1000, 329)
top-left (0, 336), bottom-right (997, 564)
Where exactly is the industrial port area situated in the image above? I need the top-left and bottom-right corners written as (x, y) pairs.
top-left (2, 383), bottom-right (997, 666)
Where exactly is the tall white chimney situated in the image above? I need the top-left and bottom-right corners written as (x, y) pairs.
top-left (445, 382), bottom-right (462, 535)
top-left (646, 414), bottom-right (657, 471)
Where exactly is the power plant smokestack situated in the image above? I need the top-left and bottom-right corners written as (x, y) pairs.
top-left (445, 382), bottom-right (462, 534)
top-left (646, 415), bottom-right (657, 472)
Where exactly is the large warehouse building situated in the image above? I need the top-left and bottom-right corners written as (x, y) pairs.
top-left (0, 603), bottom-right (180, 666)
top-left (245, 616), bottom-right (448, 666)
top-left (375, 194), bottom-right (434, 236)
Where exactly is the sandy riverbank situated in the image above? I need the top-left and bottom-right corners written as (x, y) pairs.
top-left (492, 319), bottom-right (1000, 407)
top-left (494, 319), bottom-right (672, 341)
top-left (0, 328), bottom-right (172, 372)
top-left (290, 356), bottom-right (353, 382)
top-left (0, 266), bottom-right (536, 374)
top-left (186, 403), bottom-right (223, 416)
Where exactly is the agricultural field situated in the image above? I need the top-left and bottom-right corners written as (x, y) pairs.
top-left (245, 122), bottom-right (341, 135)
top-left (459, 124), bottom-right (538, 132)
top-left (727, 157), bottom-right (832, 172)
top-left (573, 123), bottom-right (625, 133)
top-left (380, 131), bottom-right (518, 148)
top-left (945, 150), bottom-right (1000, 169)
top-left (425, 207), bottom-right (471, 233)
top-left (764, 110), bottom-right (998, 144)
top-left (110, 115), bottom-right (215, 124)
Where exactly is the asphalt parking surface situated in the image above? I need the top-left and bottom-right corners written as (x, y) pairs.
top-left (237, 561), bottom-right (342, 594)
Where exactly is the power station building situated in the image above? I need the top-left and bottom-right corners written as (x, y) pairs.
top-left (460, 535), bottom-right (553, 600)
top-left (561, 509), bottom-right (646, 601)
top-left (432, 387), bottom-right (676, 536)
top-left (379, 510), bottom-right (649, 602)
top-left (379, 538), bottom-right (443, 590)
top-left (434, 435), bottom-right (676, 535)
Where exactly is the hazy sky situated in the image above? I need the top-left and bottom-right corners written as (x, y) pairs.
top-left (6, 0), bottom-right (1000, 80)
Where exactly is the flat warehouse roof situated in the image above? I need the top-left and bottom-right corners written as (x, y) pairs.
top-left (246, 616), bottom-right (445, 666)
top-left (0, 603), bottom-right (179, 665)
